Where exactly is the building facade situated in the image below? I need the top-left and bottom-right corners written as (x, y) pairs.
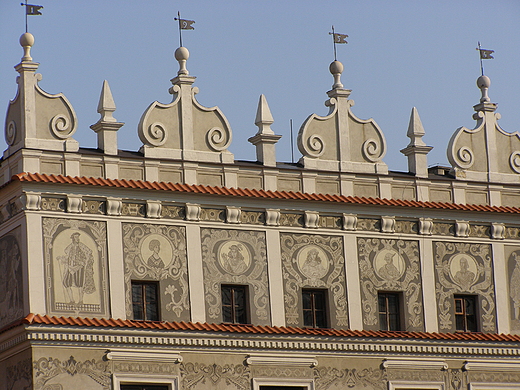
top-left (1, 32), bottom-right (520, 390)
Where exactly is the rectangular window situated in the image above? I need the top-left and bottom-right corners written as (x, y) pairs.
top-left (259, 387), bottom-right (306, 390)
top-left (378, 292), bottom-right (402, 331)
top-left (302, 289), bottom-right (328, 328)
top-left (221, 285), bottom-right (248, 324)
top-left (454, 295), bottom-right (478, 332)
top-left (131, 281), bottom-right (159, 321)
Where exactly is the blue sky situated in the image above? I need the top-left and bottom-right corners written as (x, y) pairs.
top-left (1, 0), bottom-right (520, 172)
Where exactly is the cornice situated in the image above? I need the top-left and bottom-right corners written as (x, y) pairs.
top-left (6, 327), bottom-right (518, 359)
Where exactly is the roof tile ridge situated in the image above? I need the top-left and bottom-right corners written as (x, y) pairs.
top-left (23, 313), bottom-right (36, 324)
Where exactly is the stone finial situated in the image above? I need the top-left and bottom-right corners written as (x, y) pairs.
top-left (4, 33), bottom-right (79, 160)
top-left (255, 94), bottom-right (274, 134)
top-left (446, 74), bottom-right (520, 183)
top-left (400, 107), bottom-right (432, 177)
top-left (90, 80), bottom-right (124, 156)
top-left (297, 61), bottom-right (387, 174)
top-left (175, 47), bottom-right (189, 75)
top-left (138, 46), bottom-right (233, 163)
top-left (20, 32), bottom-right (34, 62)
top-left (477, 75), bottom-right (491, 103)
top-left (330, 60), bottom-right (344, 89)
top-left (248, 95), bottom-right (281, 167)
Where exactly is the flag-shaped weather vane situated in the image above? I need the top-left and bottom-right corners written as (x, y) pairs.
top-left (174, 11), bottom-right (195, 47)
top-left (21, 1), bottom-right (43, 33)
top-left (476, 42), bottom-right (494, 76)
top-left (329, 26), bottom-right (348, 61)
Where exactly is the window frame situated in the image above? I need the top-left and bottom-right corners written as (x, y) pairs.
top-left (221, 284), bottom-right (249, 324)
top-left (378, 291), bottom-right (403, 331)
top-left (302, 288), bottom-right (328, 329)
top-left (252, 378), bottom-right (314, 390)
top-left (454, 294), bottom-right (478, 332)
top-left (131, 280), bottom-right (160, 321)
top-left (113, 373), bottom-right (177, 390)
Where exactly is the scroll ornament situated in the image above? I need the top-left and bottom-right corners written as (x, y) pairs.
top-left (50, 114), bottom-right (76, 139)
top-left (5, 121), bottom-right (16, 145)
top-left (206, 126), bottom-right (231, 151)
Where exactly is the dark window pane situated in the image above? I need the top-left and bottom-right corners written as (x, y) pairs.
top-left (131, 281), bottom-right (159, 321)
top-left (378, 292), bottom-right (401, 331)
top-left (221, 285), bottom-right (248, 324)
top-left (454, 295), bottom-right (478, 332)
top-left (302, 289), bottom-right (327, 328)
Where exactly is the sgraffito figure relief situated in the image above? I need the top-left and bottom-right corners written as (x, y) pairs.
top-left (374, 250), bottom-right (405, 282)
top-left (219, 241), bottom-right (251, 275)
top-left (0, 228), bottom-right (23, 328)
top-left (511, 253), bottom-right (520, 320)
top-left (358, 238), bottom-right (423, 331)
top-left (58, 232), bottom-right (95, 305)
top-left (450, 255), bottom-right (477, 291)
top-left (281, 233), bottom-right (348, 328)
top-left (43, 218), bottom-right (108, 316)
top-left (123, 223), bottom-right (189, 321)
top-left (298, 246), bottom-right (329, 279)
top-left (201, 229), bottom-right (269, 324)
top-left (506, 248), bottom-right (520, 331)
top-left (434, 242), bottom-right (495, 332)
top-left (147, 239), bottom-right (165, 270)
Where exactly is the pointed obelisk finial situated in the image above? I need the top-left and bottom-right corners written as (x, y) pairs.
top-left (255, 94), bottom-right (275, 135)
top-left (90, 80), bottom-right (124, 156)
top-left (400, 107), bottom-right (432, 178)
top-left (248, 95), bottom-right (281, 167)
top-left (97, 80), bottom-right (117, 122)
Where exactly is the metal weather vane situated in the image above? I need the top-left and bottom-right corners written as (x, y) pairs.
top-left (476, 42), bottom-right (494, 76)
top-left (21, 1), bottom-right (43, 33)
top-left (329, 25), bottom-right (348, 61)
top-left (174, 11), bottom-right (195, 47)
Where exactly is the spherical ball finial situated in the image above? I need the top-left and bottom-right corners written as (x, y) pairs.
top-left (175, 47), bottom-right (190, 62)
top-left (329, 60), bottom-right (344, 75)
top-left (20, 32), bottom-right (34, 48)
top-left (477, 75), bottom-right (491, 89)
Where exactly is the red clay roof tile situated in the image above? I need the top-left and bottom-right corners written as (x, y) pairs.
top-left (11, 173), bottom-right (520, 215)
top-left (3, 314), bottom-right (516, 343)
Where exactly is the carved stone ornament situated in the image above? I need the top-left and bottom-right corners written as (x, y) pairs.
top-left (297, 86), bottom-right (387, 173)
top-left (314, 366), bottom-right (387, 390)
top-left (447, 76), bottom-right (520, 182)
top-left (138, 68), bottom-right (233, 162)
top-left (507, 248), bottom-right (520, 332)
top-left (434, 242), bottom-right (496, 332)
top-left (265, 209), bottom-right (280, 226)
top-left (201, 228), bottom-right (270, 324)
top-left (0, 228), bottom-right (24, 328)
top-left (43, 218), bottom-right (109, 316)
top-left (180, 362), bottom-right (250, 390)
top-left (281, 233), bottom-right (348, 328)
top-left (6, 358), bottom-right (32, 390)
top-left (34, 356), bottom-right (110, 390)
top-left (358, 238), bottom-right (424, 331)
top-left (122, 223), bottom-right (189, 321)
top-left (4, 37), bottom-right (79, 155)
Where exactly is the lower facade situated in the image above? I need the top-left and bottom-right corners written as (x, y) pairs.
top-left (3, 325), bottom-right (520, 390)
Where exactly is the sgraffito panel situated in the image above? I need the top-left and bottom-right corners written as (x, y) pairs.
top-left (122, 223), bottom-right (189, 322)
top-left (433, 242), bottom-right (496, 332)
top-left (280, 233), bottom-right (348, 329)
top-left (34, 355), bottom-right (110, 390)
top-left (357, 238), bottom-right (424, 331)
top-left (43, 218), bottom-right (109, 317)
top-left (201, 228), bottom-right (269, 325)
top-left (0, 227), bottom-right (23, 328)
top-left (506, 245), bottom-right (520, 332)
